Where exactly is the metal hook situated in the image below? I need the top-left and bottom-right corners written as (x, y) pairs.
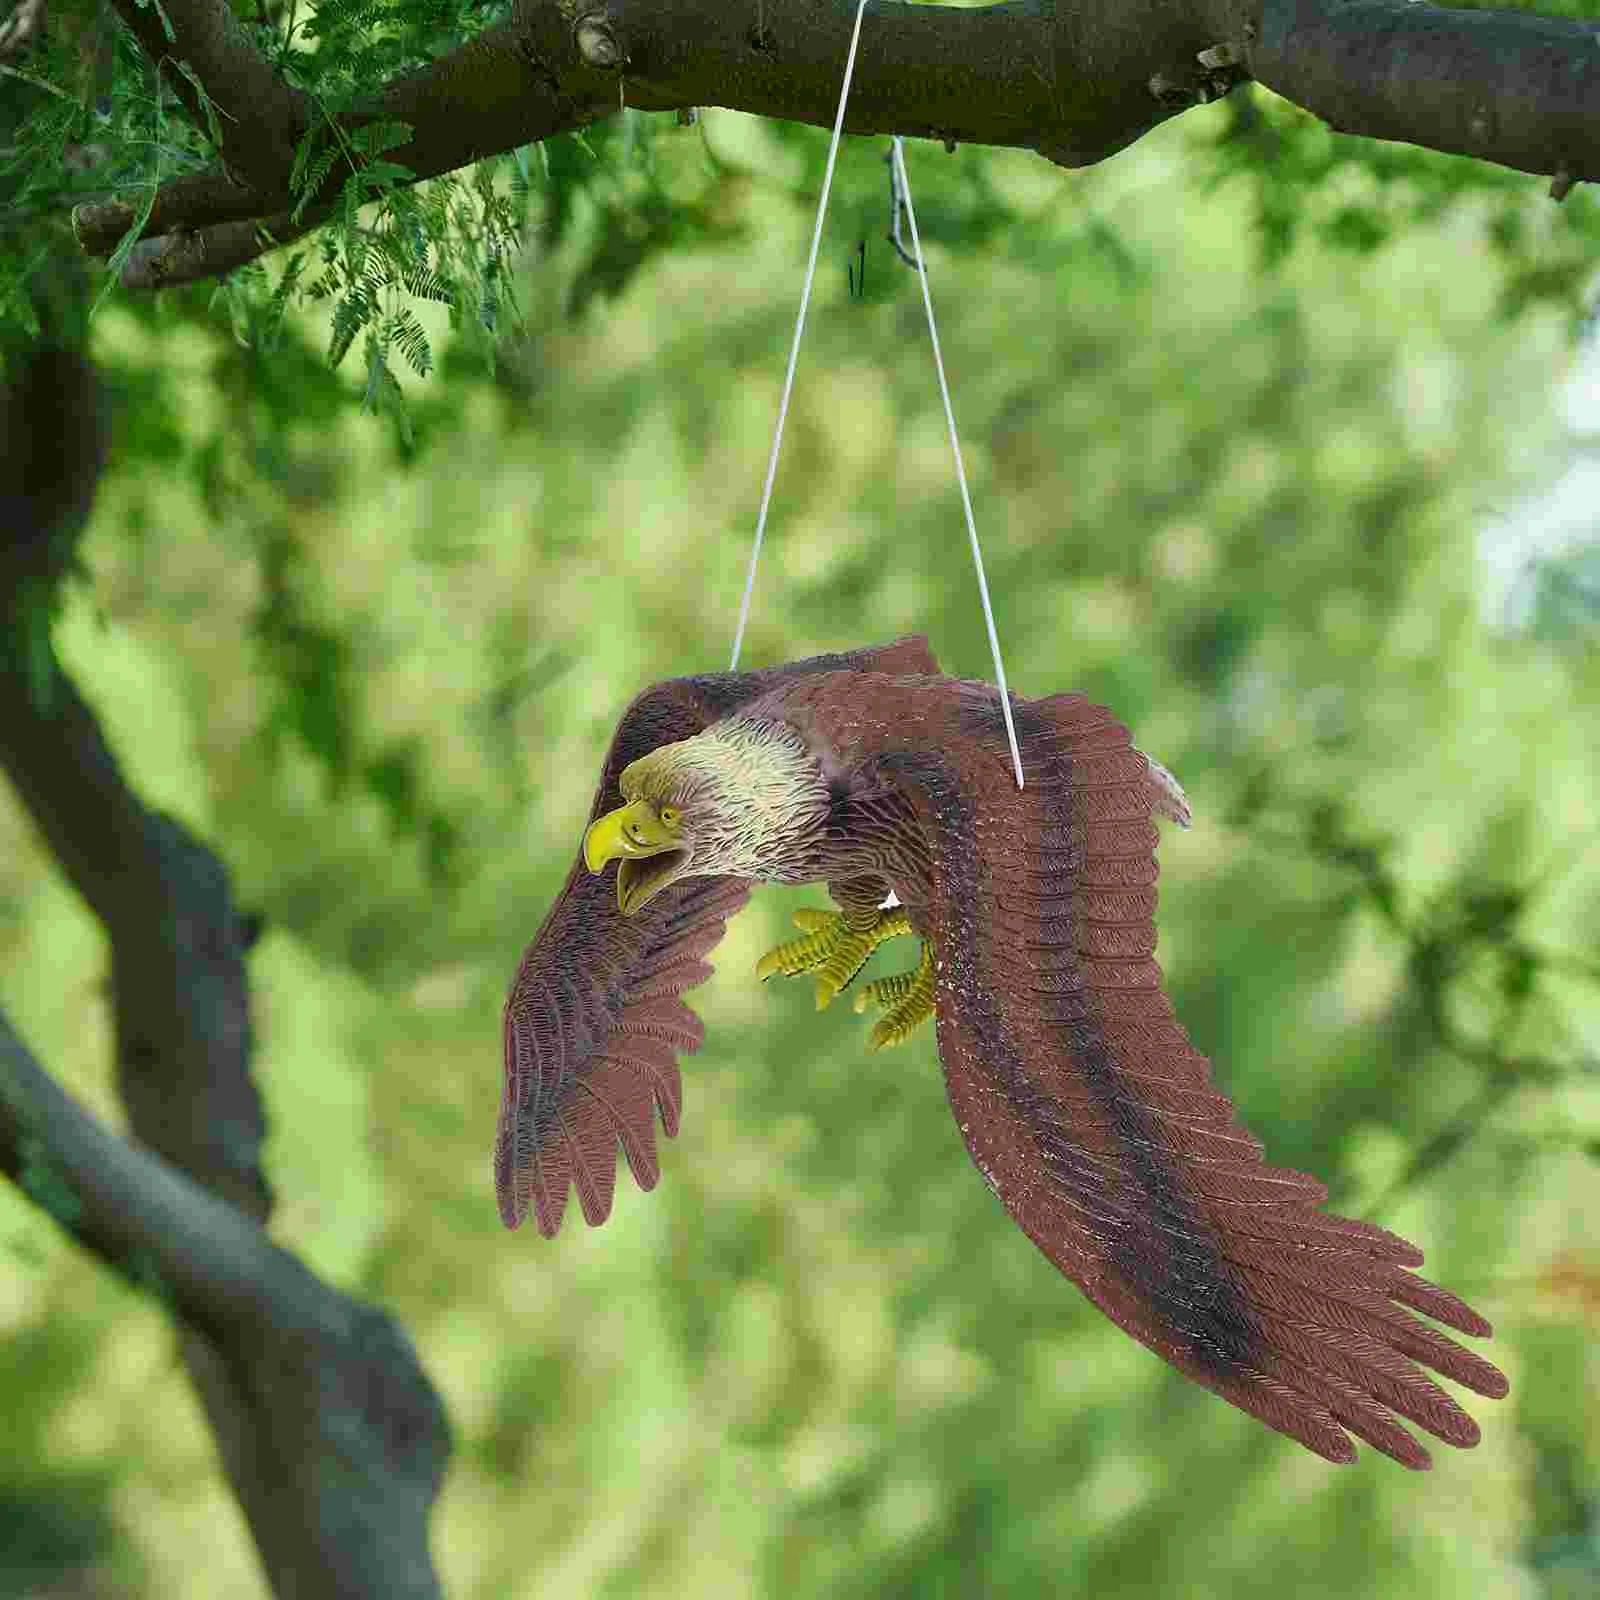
top-left (884, 143), bottom-right (922, 270)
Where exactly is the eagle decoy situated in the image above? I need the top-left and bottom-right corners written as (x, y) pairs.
top-left (499, 636), bottom-right (1507, 1467)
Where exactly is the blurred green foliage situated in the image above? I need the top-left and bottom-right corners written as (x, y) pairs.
top-left (3, 24), bottom-right (1600, 1600)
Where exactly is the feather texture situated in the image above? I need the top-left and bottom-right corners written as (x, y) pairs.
top-left (500, 646), bottom-right (1507, 1467)
top-left (498, 637), bottom-right (939, 1234)
top-left (769, 670), bottom-right (1507, 1468)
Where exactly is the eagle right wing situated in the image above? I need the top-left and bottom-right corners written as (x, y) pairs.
top-left (497, 636), bottom-right (939, 1235)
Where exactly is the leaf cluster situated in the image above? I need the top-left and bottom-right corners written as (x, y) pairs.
top-left (285, 0), bottom-right (508, 97)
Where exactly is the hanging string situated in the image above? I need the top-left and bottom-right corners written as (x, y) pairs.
top-left (727, 0), bottom-right (872, 674)
top-left (727, 0), bottom-right (1024, 790)
top-left (889, 137), bottom-right (1024, 789)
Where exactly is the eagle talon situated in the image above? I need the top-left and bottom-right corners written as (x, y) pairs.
top-left (856, 943), bottom-right (936, 1050)
top-left (852, 968), bottom-right (918, 1013)
top-left (755, 905), bottom-right (913, 1011)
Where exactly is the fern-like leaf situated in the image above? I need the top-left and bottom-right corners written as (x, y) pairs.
top-left (329, 288), bottom-right (373, 367)
top-left (349, 119), bottom-right (414, 160)
top-left (402, 262), bottom-right (454, 305)
top-left (387, 308), bottom-right (432, 376)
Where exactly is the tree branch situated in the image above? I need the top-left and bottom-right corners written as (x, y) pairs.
top-left (74, 171), bottom-right (273, 255)
top-left (81, 201), bottom-right (335, 290)
top-left (0, 0), bottom-right (47, 58)
top-left (106, 0), bottom-right (305, 191)
top-left (0, 665), bottom-right (274, 1212)
top-left (0, 337), bottom-right (451, 1600)
top-left (1250, 0), bottom-right (1600, 181)
top-left (67, 1), bottom-right (1600, 289)
top-left (0, 1013), bottom-right (451, 1600)
top-left (77, 0), bottom-right (1179, 285)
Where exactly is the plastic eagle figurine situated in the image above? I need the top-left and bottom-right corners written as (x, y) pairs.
top-left (499, 636), bottom-right (1507, 1467)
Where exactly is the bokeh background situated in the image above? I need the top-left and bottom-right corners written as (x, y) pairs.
top-left (3, 86), bottom-right (1599, 1600)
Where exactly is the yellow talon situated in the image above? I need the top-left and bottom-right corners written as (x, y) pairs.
top-left (754, 908), bottom-right (862, 984)
top-left (855, 943), bottom-right (937, 1051)
top-left (757, 906), bottom-right (933, 1044)
top-left (755, 905), bottom-right (913, 1011)
top-left (851, 968), bottom-right (918, 1013)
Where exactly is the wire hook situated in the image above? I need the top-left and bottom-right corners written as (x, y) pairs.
top-left (884, 144), bottom-right (922, 270)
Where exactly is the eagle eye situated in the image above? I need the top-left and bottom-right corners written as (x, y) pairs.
top-left (659, 804), bottom-right (681, 829)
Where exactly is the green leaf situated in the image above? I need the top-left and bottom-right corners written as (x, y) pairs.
top-left (349, 119), bottom-right (414, 159)
top-left (329, 288), bottom-right (373, 367)
top-left (387, 308), bottom-right (432, 376)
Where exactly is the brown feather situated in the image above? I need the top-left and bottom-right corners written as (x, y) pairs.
top-left (760, 668), bottom-right (1507, 1468)
top-left (498, 637), bottom-right (940, 1233)
top-left (501, 650), bottom-right (1506, 1466)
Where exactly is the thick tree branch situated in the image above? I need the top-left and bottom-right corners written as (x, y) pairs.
top-left (74, 171), bottom-right (274, 254)
top-left (68, 0), bottom-right (1600, 289)
top-left (0, 339), bottom-right (451, 1599)
top-left (1250, 0), bottom-right (1600, 181)
top-left (0, 1013), bottom-right (451, 1600)
top-left (106, 0), bottom-right (305, 191)
top-left (77, 0), bottom-right (1191, 282)
top-left (81, 200), bottom-right (335, 290)
top-left (0, 667), bottom-right (274, 1213)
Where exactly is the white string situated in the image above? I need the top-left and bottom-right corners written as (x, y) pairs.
top-left (728, 0), bottom-right (872, 673)
top-left (726, 1), bottom-right (1024, 791)
top-left (890, 137), bottom-right (1024, 789)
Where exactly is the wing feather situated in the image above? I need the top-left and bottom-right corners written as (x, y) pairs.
top-left (782, 672), bottom-right (1507, 1467)
top-left (497, 637), bottom-right (940, 1233)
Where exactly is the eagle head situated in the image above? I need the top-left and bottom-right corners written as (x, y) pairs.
top-left (582, 718), bottom-right (828, 914)
top-left (582, 772), bottom-right (694, 916)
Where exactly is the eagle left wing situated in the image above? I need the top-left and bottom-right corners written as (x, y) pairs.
top-left (783, 673), bottom-right (1507, 1467)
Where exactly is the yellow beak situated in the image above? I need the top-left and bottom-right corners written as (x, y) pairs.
top-left (583, 800), bottom-right (677, 871)
top-left (583, 800), bottom-right (688, 913)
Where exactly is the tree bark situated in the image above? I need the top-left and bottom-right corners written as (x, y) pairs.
top-left (0, 331), bottom-right (452, 1600)
top-left (67, 0), bottom-right (1600, 289)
